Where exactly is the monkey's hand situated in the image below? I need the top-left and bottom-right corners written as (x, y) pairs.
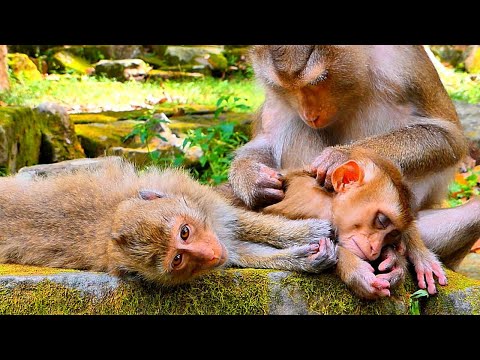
top-left (230, 159), bottom-right (285, 209)
top-left (375, 245), bottom-right (407, 289)
top-left (289, 237), bottom-right (338, 273)
top-left (408, 250), bottom-right (447, 295)
top-left (310, 146), bottom-right (350, 191)
top-left (337, 247), bottom-right (391, 299)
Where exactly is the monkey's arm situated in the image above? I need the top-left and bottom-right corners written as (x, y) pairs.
top-left (225, 209), bottom-right (337, 273)
top-left (313, 119), bottom-right (467, 190)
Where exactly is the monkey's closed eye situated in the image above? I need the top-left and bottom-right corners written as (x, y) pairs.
top-left (180, 225), bottom-right (190, 241)
top-left (375, 212), bottom-right (391, 229)
top-left (172, 254), bottom-right (183, 268)
top-left (309, 70), bottom-right (328, 86)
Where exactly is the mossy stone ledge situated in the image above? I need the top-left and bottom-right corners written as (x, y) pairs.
top-left (0, 265), bottom-right (478, 315)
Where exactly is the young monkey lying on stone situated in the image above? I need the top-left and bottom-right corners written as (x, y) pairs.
top-left (0, 157), bottom-right (337, 285)
top-left (263, 148), bottom-right (447, 297)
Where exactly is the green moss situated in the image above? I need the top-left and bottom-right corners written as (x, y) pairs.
top-left (53, 51), bottom-right (92, 74)
top-left (0, 264), bottom-right (78, 276)
top-left (422, 269), bottom-right (480, 315)
top-left (281, 270), bottom-right (412, 315)
top-left (75, 121), bottom-right (140, 157)
top-left (0, 269), bottom-right (272, 315)
top-left (7, 53), bottom-right (42, 81)
top-left (70, 113), bottom-right (120, 124)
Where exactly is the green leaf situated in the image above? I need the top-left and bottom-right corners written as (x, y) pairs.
top-left (410, 289), bottom-right (429, 299)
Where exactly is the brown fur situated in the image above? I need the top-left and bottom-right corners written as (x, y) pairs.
top-left (0, 158), bottom-right (337, 285)
top-left (228, 45), bottom-right (477, 298)
top-left (264, 148), bottom-right (447, 297)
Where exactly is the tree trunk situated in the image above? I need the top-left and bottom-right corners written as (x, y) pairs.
top-left (0, 45), bottom-right (10, 91)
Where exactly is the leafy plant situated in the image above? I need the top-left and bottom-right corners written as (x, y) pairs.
top-left (214, 95), bottom-right (252, 119)
top-left (447, 166), bottom-right (480, 207)
top-left (123, 111), bottom-right (169, 163)
top-left (180, 122), bottom-right (249, 185)
top-left (408, 289), bottom-right (429, 315)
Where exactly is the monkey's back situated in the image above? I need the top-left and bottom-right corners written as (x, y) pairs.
top-left (0, 158), bottom-right (141, 269)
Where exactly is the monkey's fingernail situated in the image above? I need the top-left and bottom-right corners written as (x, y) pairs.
top-left (310, 244), bottom-right (319, 251)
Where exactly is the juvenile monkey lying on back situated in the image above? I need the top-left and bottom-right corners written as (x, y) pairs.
top-left (0, 157), bottom-right (337, 285)
top-left (263, 148), bottom-right (447, 296)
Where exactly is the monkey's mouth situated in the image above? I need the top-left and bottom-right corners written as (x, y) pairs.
top-left (302, 116), bottom-right (332, 130)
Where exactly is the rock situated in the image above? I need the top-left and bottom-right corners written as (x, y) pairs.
top-left (98, 45), bottom-right (144, 60)
top-left (0, 104), bottom-right (84, 174)
top-left (17, 157), bottom-right (118, 179)
top-left (75, 120), bottom-right (140, 157)
top-left (94, 59), bottom-right (151, 81)
top-left (457, 253), bottom-right (480, 280)
top-left (36, 102), bottom-right (86, 163)
top-left (7, 53), bottom-right (42, 81)
top-left (0, 264), bottom-right (478, 314)
top-left (163, 46), bottom-right (227, 75)
top-left (52, 51), bottom-right (93, 75)
top-left (454, 101), bottom-right (480, 163)
top-left (464, 45), bottom-right (480, 74)
top-left (164, 45), bottom-right (224, 65)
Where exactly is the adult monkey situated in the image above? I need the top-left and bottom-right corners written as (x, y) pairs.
top-left (228, 45), bottom-right (480, 299)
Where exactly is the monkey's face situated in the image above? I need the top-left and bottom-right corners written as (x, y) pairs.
top-left (251, 45), bottom-right (368, 129)
top-left (111, 192), bottom-right (228, 285)
top-left (330, 158), bottom-right (410, 261)
top-left (161, 215), bottom-right (228, 284)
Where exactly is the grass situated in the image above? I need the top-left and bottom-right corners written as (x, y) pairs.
top-left (0, 75), bottom-right (265, 112)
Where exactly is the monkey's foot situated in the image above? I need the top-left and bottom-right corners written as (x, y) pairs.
top-left (411, 255), bottom-right (447, 295)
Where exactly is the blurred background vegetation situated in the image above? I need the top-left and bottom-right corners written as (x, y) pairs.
top-left (0, 45), bottom-right (479, 227)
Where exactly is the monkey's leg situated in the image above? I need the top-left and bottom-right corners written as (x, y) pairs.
top-left (417, 197), bottom-right (480, 269)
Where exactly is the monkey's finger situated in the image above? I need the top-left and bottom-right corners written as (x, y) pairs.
top-left (416, 269), bottom-right (427, 290)
top-left (259, 165), bottom-right (284, 180)
top-left (261, 188), bottom-right (285, 202)
top-left (315, 168), bottom-right (327, 187)
top-left (375, 288), bottom-right (391, 297)
top-left (377, 268), bottom-right (405, 288)
top-left (259, 176), bottom-right (284, 190)
top-left (323, 168), bottom-right (336, 192)
top-left (372, 278), bottom-right (390, 290)
top-left (378, 252), bottom-right (396, 272)
top-left (425, 271), bottom-right (437, 295)
top-left (432, 264), bottom-right (447, 285)
top-left (318, 238), bottom-right (327, 255)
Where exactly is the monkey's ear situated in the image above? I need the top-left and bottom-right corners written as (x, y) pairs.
top-left (139, 189), bottom-right (166, 201)
top-left (331, 160), bottom-right (364, 192)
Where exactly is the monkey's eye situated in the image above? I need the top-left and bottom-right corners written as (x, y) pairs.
top-left (172, 254), bottom-right (183, 268)
top-left (180, 225), bottom-right (190, 241)
top-left (309, 70), bottom-right (328, 86)
top-left (375, 213), bottom-right (391, 229)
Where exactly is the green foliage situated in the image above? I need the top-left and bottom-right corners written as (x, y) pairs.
top-left (408, 289), bottom-right (429, 315)
top-left (214, 95), bottom-right (252, 119)
top-left (447, 168), bottom-right (480, 207)
top-left (180, 122), bottom-right (249, 185)
top-left (0, 76), bottom-right (264, 112)
top-left (449, 84), bottom-right (480, 104)
top-left (123, 111), bottom-right (169, 162)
